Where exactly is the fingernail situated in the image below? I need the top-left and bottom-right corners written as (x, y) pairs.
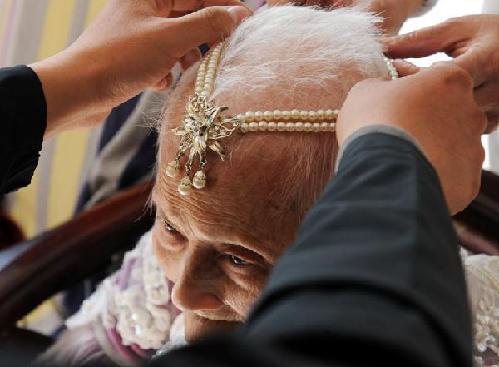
top-left (228, 6), bottom-right (250, 23)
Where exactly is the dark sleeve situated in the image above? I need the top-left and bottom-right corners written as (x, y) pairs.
top-left (0, 66), bottom-right (47, 195)
top-left (151, 133), bottom-right (472, 367)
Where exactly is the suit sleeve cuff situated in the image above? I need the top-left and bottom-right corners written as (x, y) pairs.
top-left (335, 124), bottom-right (425, 173)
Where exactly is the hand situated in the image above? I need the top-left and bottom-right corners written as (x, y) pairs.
top-left (31, 0), bottom-right (251, 136)
top-left (267, 0), bottom-right (423, 34)
top-left (384, 15), bottom-right (499, 132)
top-left (336, 63), bottom-right (487, 214)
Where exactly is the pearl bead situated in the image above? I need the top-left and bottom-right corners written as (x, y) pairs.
top-left (286, 122), bottom-right (295, 131)
top-left (304, 122), bottom-right (312, 131)
top-left (313, 123), bottom-right (321, 132)
top-left (308, 111), bottom-right (317, 120)
top-left (249, 122), bottom-right (258, 131)
top-left (268, 122), bottom-right (276, 131)
top-left (254, 111), bottom-right (263, 120)
top-left (178, 177), bottom-right (191, 196)
top-left (316, 110), bottom-right (325, 119)
top-left (245, 111), bottom-right (255, 121)
top-left (333, 109), bottom-right (339, 116)
top-left (277, 122), bottom-right (286, 131)
top-left (325, 109), bottom-right (334, 117)
top-left (165, 161), bottom-right (178, 178)
top-left (236, 114), bottom-right (245, 121)
top-left (291, 109), bottom-right (300, 119)
top-left (273, 110), bottom-right (282, 119)
top-left (240, 123), bottom-right (249, 132)
top-left (300, 111), bottom-right (309, 120)
top-left (321, 122), bottom-right (330, 130)
top-left (282, 111), bottom-right (291, 120)
top-left (263, 111), bottom-right (273, 121)
top-left (193, 170), bottom-right (206, 189)
top-left (259, 121), bottom-right (268, 130)
top-left (295, 122), bottom-right (303, 130)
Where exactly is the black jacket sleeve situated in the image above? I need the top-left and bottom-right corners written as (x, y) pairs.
top-left (0, 66), bottom-right (47, 195)
top-left (152, 132), bottom-right (472, 367)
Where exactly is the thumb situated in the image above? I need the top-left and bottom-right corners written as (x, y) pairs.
top-left (391, 59), bottom-right (420, 77)
top-left (168, 6), bottom-right (251, 56)
top-left (383, 20), bottom-right (460, 59)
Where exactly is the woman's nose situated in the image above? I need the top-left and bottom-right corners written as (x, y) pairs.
top-left (171, 251), bottom-right (224, 312)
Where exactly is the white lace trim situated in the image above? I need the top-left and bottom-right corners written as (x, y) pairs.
top-left (66, 231), bottom-right (174, 350)
top-left (462, 252), bottom-right (499, 367)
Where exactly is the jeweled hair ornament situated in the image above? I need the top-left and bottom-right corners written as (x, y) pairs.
top-left (166, 41), bottom-right (399, 195)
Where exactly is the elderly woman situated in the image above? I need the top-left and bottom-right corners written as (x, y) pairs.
top-left (42, 6), bottom-right (498, 367)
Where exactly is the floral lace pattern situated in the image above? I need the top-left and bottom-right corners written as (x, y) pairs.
top-left (66, 231), bottom-right (181, 351)
top-left (462, 252), bottom-right (499, 367)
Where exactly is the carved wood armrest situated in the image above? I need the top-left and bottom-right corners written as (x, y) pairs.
top-left (0, 181), bottom-right (154, 330)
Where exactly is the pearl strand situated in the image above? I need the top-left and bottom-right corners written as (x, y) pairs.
top-left (235, 109), bottom-right (338, 123)
top-left (384, 57), bottom-right (398, 80)
top-left (195, 43), bottom-right (224, 96)
top-left (194, 42), bottom-right (398, 137)
top-left (194, 56), bottom-right (208, 94)
top-left (239, 121), bottom-right (336, 133)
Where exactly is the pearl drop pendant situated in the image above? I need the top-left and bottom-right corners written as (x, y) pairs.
top-left (178, 177), bottom-right (191, 196)
top-left (192, 170), bottom-right (206, 189)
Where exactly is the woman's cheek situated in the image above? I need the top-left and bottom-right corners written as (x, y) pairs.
top-left (225, 271), bottom-right (270, 318)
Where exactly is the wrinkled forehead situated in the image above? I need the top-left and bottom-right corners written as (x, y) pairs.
top-left (157, 135), bottom-right (302, 244)
top-left (156, 70), bottom-right (302, 245)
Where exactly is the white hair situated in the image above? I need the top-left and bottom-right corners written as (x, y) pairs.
top-left (213, 5), bottom-right (387, 108)
top-left (160, 6), bottom-right (389, 221)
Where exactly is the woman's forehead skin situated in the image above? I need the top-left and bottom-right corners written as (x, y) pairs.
top-left (154, 134), bottom-right (300, 262)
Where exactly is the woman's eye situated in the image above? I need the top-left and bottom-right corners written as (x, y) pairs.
top-left (230, 255), bottom-right (248, 266)
top-left (159, 217), bottom-right (178, 234)
top-left (164, 221), bottom-right (177, 233)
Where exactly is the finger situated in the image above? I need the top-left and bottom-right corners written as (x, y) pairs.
top-left (392, 59), bottom-right (420, 77)
top-left (180, 48), bottom-right (202, 70)
top-left (383, 19), bottom-right (464, 59)
top-left (156, 0), bottom-right (248, 17)
top-left (474, 109), bottom-right (488, 135)
top-left (167, 5), bottom-right (252, 56)
top-left (172, 0), bottom-right (244, 12)
top-left (453, 49), bottom-right (489, 87)
top-left (430, 61), bottom-right (473, 90)
top-left (474, 81), bottom-right (499, 110)
top-left (169, 11), bottom-right (191, 18)
top-left (485, 111), bottom-right (499, 134)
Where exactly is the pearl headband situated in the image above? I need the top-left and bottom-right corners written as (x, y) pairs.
top-left (166, 41), bottom-right (398, 195)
